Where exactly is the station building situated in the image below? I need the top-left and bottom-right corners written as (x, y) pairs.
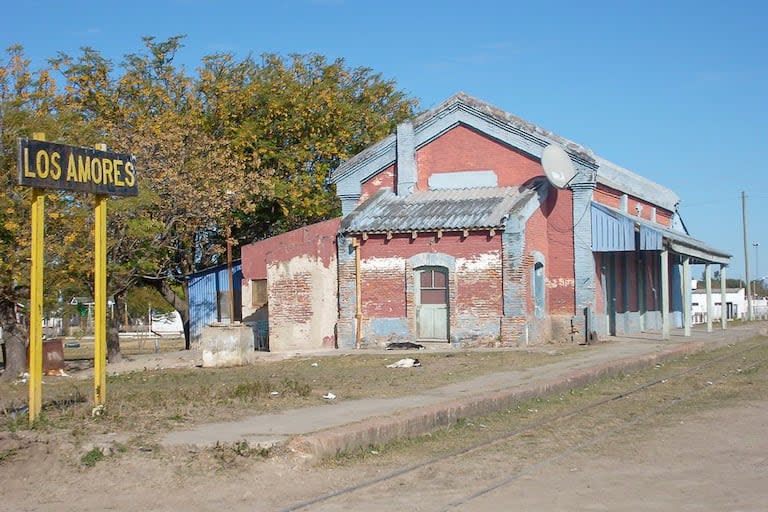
top-left (238, 93), bottom-right (731, 351)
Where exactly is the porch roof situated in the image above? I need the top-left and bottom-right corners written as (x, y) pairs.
top-left (591, 202), bottom-right (731, 265)
top-left (340, 185), bottom-right (538, 234)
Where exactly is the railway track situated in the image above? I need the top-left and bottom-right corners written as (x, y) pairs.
top-left (279, 338), bottom-right (768, 512)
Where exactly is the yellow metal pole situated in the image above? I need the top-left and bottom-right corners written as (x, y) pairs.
top-left (28, 132), bottom-right (46, 424)
top-left (93, 143), bottom-right (108, 406)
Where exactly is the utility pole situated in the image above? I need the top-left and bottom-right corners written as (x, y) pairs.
top-left (742, 191), bottom-right (753, 320)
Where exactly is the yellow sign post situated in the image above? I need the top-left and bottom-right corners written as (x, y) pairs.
top-left (18, 136), bottom-right (137, 423)
top-left (93, 145), bottom-right (108, 405)
top-left (27, 133), bottom-right (46, 423)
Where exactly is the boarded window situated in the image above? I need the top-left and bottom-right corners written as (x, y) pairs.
top-left (251, 279), bottom-right (268, 308)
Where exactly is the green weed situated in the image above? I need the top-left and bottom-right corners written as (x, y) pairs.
top-left (80, 447), bottom-right (105, 467)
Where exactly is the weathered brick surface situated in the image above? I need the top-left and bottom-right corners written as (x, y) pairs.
top-left (352, 232), bottom-right (504, 345)
top-left (360, 164), bottom-right (396, 201)
top-left (241, 220), bottom-right (340, 352)
top-left (416, 125), bottom-right (543, 189)
top-left (269, 270), bottom-right (313, 324)
top-left (593, 184), bottom-right (672, 226)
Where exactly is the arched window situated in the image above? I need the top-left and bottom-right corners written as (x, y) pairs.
top-left (532, 252), bottom-right (545, 317)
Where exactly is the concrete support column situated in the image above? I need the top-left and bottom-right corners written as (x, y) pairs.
top-left (720, 265), bottom-right (727, 330)
top-left (705, 263), bottom-right (713, 332)
top-left (336, 234), bottom-right (358, 348)
top-left (661, 249), bottom-right (670, 340)
top-left (570, 180), bottom-right (597, 342)
top-left (682, 256), bottom-right (691, 337)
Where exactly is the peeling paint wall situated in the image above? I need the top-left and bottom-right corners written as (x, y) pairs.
top-left (267, 253), bottom-right (338, 352)
top-left (337, 231), bottom-right (506, 348)
top-left (240, 219), bottom-right (340, 352)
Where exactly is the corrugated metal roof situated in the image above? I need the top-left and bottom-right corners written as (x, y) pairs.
top-left (341, 186), bottom-right (536, 234)
top-left (592, 202), bottom-right (731, 264)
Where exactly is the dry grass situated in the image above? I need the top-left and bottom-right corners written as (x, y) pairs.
top-left (0, 344), bottom-right (577, 440)
top-left (327, 337), bottom-right (768, 466)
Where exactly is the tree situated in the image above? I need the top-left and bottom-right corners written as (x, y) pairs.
top-left (4, 37), bottom-right (418, 361)
top-left (135, 48), bottom-right (418, 344)
top-left (52, 37), bottom-right (264, 354)
top-left (197, 52), bottom-right (418, 240)
top-left (0, 45), bottom-right (63, 379)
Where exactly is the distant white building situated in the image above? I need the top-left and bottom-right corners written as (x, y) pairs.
top-left (691, 288), bottom-right (745, 323)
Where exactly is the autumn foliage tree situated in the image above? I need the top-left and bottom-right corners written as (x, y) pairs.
top-left (51, 37), bottom-right (263, 356)
top-left (198, 52), bottom-right (417, 239)
top-left (1, 36), bottom-right (417, 374)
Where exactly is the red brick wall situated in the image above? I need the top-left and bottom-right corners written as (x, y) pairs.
top-left (415, 125), bottom-right (544, 189)
top-left (523, 187), bottom-right (576, 315)
top-left (594, 253), bottom-right (605, 315)
top-left (241, 218), bottom-right (341, 280)
top-left (360, 164), bottom-right (396, 202)
top-left (359, 231), bottom-right (503, 320)
top-left (593, 184), bottom-right (673, 227)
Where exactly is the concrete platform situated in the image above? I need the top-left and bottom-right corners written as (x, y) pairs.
top-left (160, 323), bottom-right (767, 460)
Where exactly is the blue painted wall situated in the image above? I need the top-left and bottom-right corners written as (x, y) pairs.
top-left (188, 261), bottom-right (242, 344)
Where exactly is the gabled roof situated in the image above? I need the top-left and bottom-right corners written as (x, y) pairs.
top-left (330, 92), bottom-right (680, 211)
top-left (340, 185), bottom-right (538, 234)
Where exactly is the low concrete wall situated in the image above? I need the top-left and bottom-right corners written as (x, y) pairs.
top-left (200, 323), bottom-right (255, 368)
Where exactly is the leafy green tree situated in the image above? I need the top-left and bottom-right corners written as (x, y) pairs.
top-left (52, 37), bottom-right (263, 355)
top-left (0, 45), bottom-right (65, 379)
top-left (3, 36), bottom-right (418, 363)
top-left (198, 52), bottom-right (418, 240)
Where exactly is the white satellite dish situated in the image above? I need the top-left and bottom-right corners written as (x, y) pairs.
top-left (541, 144), bottom-right (576, 189)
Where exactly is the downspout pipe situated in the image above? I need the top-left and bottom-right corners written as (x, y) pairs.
top-left (352, 237), bottom-right (362, 348)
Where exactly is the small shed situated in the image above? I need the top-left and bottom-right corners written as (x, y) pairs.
top-left (240, 219), bottom-right (340, 352)
top-left (187, 261), bottom-right (242, 347)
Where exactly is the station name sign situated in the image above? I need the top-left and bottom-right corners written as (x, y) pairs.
top-left (18, 139), bottom-right (138, 196)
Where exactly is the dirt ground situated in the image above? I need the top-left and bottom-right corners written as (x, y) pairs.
top-left (1, 344), bottom-right (766, 512)
top-left (2, 399), bottom-right (765, 511)
top-left (476, 400), bottom-right (768, 512)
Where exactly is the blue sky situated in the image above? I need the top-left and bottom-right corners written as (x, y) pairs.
top-left (3, 0), bottom-right (766, 281)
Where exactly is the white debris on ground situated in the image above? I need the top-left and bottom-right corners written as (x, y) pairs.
top-left (322, 392), bottom-right (336, 400)
top-left (386, 358), bottom-right (421, 368)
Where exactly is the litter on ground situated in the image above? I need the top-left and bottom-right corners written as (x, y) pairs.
top-left (386, 358), bottom-right (421, 368)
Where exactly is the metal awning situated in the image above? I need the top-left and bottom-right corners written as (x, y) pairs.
top-left (591, 202), bottom-right (730, 265)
